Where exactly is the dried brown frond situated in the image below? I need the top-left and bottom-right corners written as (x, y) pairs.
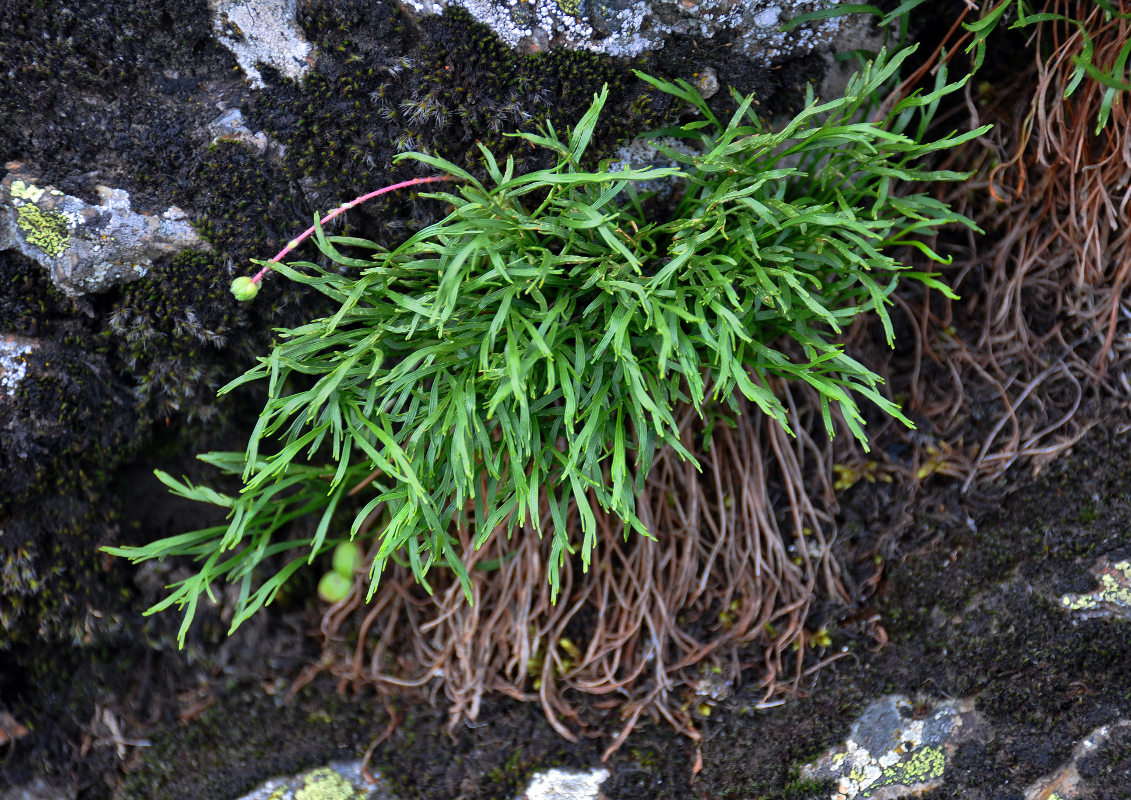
top-left (878, 0), bottom-right (1131, 487)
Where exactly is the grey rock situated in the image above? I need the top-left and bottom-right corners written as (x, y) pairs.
top-left (1058, 557), bottom-right (1131, 621)
top-left (231, 761), bottom-right (397, 800)
top-left (207, 107), bottom-right (285, 158)
top-left (0, 168), bottom-right (207, 297)
top-left (1023, 720), bottom-right (1131, 800)
top-left (800, 695), bottom-right (981, 799)
top-left (208, 0), bottom-right (315, 89)
top-left (399, 0), bottom-right (841, 60)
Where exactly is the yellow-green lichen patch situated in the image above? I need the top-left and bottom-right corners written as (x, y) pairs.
top-left (15, 203), bottom-right (70, 258)
top-left (293, 767), bottom-right (363, 800)
top-left (10, 179), bottom-right (46, 203)
top-left (865, 745), bottom-right (946, 796)
top-left (1059, 559), bottom-right (1131, 620)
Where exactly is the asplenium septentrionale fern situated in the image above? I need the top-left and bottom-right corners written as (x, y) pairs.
top-left (106, 47), bottom-right (989, 645)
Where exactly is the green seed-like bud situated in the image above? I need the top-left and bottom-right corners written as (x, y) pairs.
top-left (317, 571), bottom-right (352, 604)
top-left (331, 541), bottom-right (362, 578)
top-left (230, 276), bottom-right (260, 301)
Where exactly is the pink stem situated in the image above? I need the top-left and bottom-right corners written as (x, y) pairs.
top-left (249, 175), bottom-right (452, 285)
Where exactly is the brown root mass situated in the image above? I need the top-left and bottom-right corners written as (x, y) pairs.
top-left (297, 388), bottom-right (860, 760)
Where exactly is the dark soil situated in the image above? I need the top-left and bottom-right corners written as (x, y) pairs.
top-left (6, 410), bottom-right (1125, 800)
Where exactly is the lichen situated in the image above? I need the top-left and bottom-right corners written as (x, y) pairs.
top-left (15, 203), bottom-right (70, 258)
top-left (866, 746), bottom-right (946, 795)
top-left (293, 767), bottom-right (363, 800)
top-left (10, 179), bottom-right (46, 203)
top-left (1059, 560), bottom-right (1131, 617)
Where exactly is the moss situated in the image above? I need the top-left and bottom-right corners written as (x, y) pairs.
top-left (0, 251), bottom-right (82, 341)
top-left (249, 2), bottom-right (676, 250)
top-left (0, 0), bottom-right (232, 206)
top-left (0, 340), bottom-right (143, 651)
top-left (118, 679), bottom-right (379, 800)
top-left (105, 248), bottom-right (249, 415)
top-left (1, 345), bottom-right (141, 511)
top-left (374, 697), bottom-right (599, 800)
top-left (0, 498), bottom-right (128, 648)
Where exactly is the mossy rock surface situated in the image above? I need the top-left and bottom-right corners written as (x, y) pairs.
top-left (18, 3), bottom-right (1129, 799)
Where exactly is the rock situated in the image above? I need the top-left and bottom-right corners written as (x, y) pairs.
top-left (0, 168), bottom-right (207, 297)
top-left (517, 767), bottom-right (610, 800)
top-left (1023, 720), bottom-right (1131, 800)
top-left (398, 0), bottom-right (842, 59)
top-left (1058, 558), bottom-right (1131, 621)
top-left (800, 695), bottom-right (981, 800)
top-left (207, 107), bottom-right (287, 160)
top-left (232, 762), bottom-right (396, 800)
top-left (208, 0), bottom-right (315, 89)
top-left (230, 761), bottom-right (610, 800)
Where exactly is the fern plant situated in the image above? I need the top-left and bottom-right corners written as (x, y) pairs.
top-left (106, 47), bottom-right (989, 644)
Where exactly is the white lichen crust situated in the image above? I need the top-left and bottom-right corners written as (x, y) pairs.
top-left (0, 336), bottom-right (37, 399)
top-left (208, 0), bottom-right (315, 89)
top-left (401, 0), bottom-right (839, 60)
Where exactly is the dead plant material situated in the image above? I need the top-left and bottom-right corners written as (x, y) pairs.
top-left (879, 0), bottom-right (1131, 487)
top-left (308, 386), bottom-right (856, 758)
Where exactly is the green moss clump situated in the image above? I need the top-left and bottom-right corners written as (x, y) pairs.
top-left (106, 249), bottom-right (247, 415)
top-left (0, 0), bottom-right (228, 206)
top-left (0, 498), bottom-right (127, 648)
top-left (0, 251), bottom-right (81, 340)
top-left (118, 680), bottom-right (378, 800)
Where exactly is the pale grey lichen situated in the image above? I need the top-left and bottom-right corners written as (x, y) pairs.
top-left (207, 0), bottom-right (314, 89)
top-left (400, 0), bottom-right (839, 60)
top-left (0, 337), bottom-right (36, 398)
top-left (521, 767), bottom-right (610, 800)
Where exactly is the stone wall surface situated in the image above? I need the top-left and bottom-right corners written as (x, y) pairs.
top-left (2, 2), bottom-right (1128, 800)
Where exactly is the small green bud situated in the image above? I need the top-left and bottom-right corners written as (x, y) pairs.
top-left (230, 276), bottom-right (260, 301)
top-left (331, 541), bottom-right (362, 578)
top-left (317, 571), bottom-right (352, 604)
